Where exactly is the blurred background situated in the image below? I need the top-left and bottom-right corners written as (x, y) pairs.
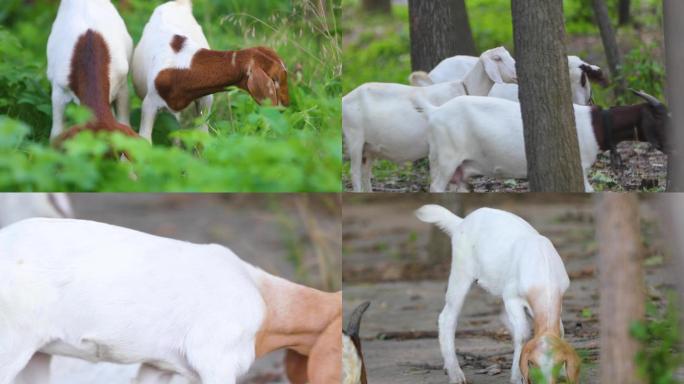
top-left (0, 193), bottom-right (341, 383)
top-left (343, 193), bottom-right (683, 383)
top-left (341, 0), bottom-right (667, 192)
top-left (0, 0), bottom-right (342, 192)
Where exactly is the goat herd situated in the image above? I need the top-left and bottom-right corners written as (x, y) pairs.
top-left (48, 0), bottom-right (288, 145)
top-left (343, 47), bottom-right (669, 192)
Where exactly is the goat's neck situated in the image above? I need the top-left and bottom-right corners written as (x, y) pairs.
top-left (155, 48), bottom-right (248, 111)
top-left (527, 287), bottom-right (563, 337)
top-left (461, 60), bottom-right (494, 96)
top-left (254, 274), bottom-right (341, 357)
top-left (591, 104), bottom-right (647, 150)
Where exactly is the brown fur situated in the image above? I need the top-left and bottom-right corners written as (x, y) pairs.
top-left (519, 288), bottom-right (581, 384)
top-left (54, 29), bottom-right (138, 146)
top-left (254, 278), bottom-right (341, 383)
top-left (580, 64), bottom-right (609, 86)
top-left (590, 102), bottom-right (667, 152)
top-left (170, 34), bottom-right (187, 53)
top-left (154, 46), bottom-right (290, 111)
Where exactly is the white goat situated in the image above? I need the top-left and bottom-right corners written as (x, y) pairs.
top-left (412, 90), bottom-right (668, 192)
top-left (416, 205), bottom-right (580, 384)
top-left (343, 46), bottom-right (517, 192)
top-left (47, 0), bottom-right (135, 141)
top-left (411, 55), bottom-right (605, 105)
top-left (0, 218), bottom-right (341, 384)
top-left (132, 0), bottom-right (289, 143)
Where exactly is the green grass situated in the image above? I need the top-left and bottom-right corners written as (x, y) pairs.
top-left (0, 0), bottom-right (342, 191)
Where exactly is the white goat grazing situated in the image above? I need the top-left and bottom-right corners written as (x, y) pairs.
top-left (0, 218), bottom-right (341, 384)
top-left (416, 205), bottom-right (580, 384)
top-left (412, 90), bottom-right (668, 193)
top-left (343, 46), bottom-right (517, 192)
top-left (47, 0), bottom-right (135, 141)
top-left (411, 55), bottom-right (605, 105)
top-left (132, 0), bottom-right (289, 143)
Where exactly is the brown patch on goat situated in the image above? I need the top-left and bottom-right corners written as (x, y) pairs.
top-left (56, 29), bottom-right (138, 145)
top-left (580, 64), bottom-right (609, 87)
top-left (154, 46), bottom-right (290, 111)
top-left (170, 34), bottom-right (187, 53)
top-left (254, 277), bottom-right (341, 359)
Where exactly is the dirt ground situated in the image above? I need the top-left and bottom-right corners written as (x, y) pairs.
top-left (342, 194), bottom-right (676, 383)
top-left (343, 142), bottom-right (668, 192)
top-left (55, 194), bottom-right (341, 384)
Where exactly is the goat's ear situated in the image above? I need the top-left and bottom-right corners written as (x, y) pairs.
top-left (409, 71), bottom-right (433, 86)
top-left (247, 66), bottom-right (278, 106)
top-left (482, 57), bottom-right (504, 84)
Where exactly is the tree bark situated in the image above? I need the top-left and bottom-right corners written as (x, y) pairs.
top-left (408, 0), bottom-right (477, 72)
top-left (664, 0), bottom-right (684, 191)
top-left (362, 0), bottom-right (391, 14)
top-left (511, 0), bottom-right (584, 192)
top-left (595, 193), bottom-right (645, 384)
top-left (618, 0), bottom-right (631, 25)
top-left (591, 0), bottom-right (626, 96)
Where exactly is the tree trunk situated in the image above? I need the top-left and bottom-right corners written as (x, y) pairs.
top-left (511, 0), bottom-right (584, 192)
top-left (664, 0), bottom-right (684, 191)
top-left (362, 0), bottom-right (391, 14)
top-left (658, 195), bottom-right (684, 341)
top-left (595, 193), bottom-right (645, 384)
top-left (408, 0), bottom-right (477, 72)
top-left (618, 0), bottom-right (631, 26)
top-left (591, 0), bottom-right (626, 97)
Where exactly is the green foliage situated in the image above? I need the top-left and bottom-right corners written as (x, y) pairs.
top-left (630, 294), bottom-right (683, 384)
top-left (616, 43), bottom-right (666, 104)
top-left (0, 0), bottom-right (341, 192)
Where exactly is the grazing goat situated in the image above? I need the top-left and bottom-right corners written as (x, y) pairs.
top-left (0, 218), bottom-right (341, 384)
top-left (416, 205), bottom-right (580, 384)
top-left (413, 89), bottom-right (668, 192)
top-left (132, 0), bottom-right (289, 142)
top-left (343, 46), bottom-right (517, 192)
top-left (342, 302), bottom-right (371, 384)
top-left (411, 55), bottom-right (606, 105)
top-left (47, 0), bottom-right (137, 142)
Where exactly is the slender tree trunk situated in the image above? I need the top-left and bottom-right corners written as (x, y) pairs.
top-left (511, 0), bottom-right (584, 192)
top-left (618, 0), bottom-right (631, 25)
top-left (664, 0), bottom-right (684, 191)
top-left (658, 195), bottom-right (684, 341)
top-left (362, 0), bottom-right (391, 14)
top-left (591, 0), bottom-right (626, 96)
top-left (595, 193), bottom-right (645, 384)
top-left (408, 0), bottom-right (477, 72)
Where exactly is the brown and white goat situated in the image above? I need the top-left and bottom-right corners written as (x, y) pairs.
top-left (132, 0), bottom-right (289, 142)
top-left (47, 0), bottom-right (138, 145)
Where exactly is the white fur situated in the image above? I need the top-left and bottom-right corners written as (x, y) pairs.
top-left (0, 218), bottom-right (272, 384)
top-left (343, 47), bottom-right (517, 192)
top-left (416, 205), bottom-right (570, 384)
top-left (46, 0), bottom-right (133, 140)
top-left (412, 95), bottom-right (599, 192)
top-left (411, 54), bottom-right (599, 105)
top-left (132, 0), bottom-right (213, 142)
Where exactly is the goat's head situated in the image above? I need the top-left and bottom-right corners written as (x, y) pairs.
top-left (480, 46), bottom-right (517, 84)
top-left (632, 89), bottom-right (669, 152)
top-left (520, 333), bottom-right (581, 384)
top-left (240, 47), bottom-right (290, 107)
top-left (566, 56), bottom-right (608, 105)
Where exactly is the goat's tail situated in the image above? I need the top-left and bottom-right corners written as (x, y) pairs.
top-left (408, 71), bottom-right (433, 86)
top-left (410, 94), bottom-right (439, 118)
top-left (415, 204), bottom-right (463, 237)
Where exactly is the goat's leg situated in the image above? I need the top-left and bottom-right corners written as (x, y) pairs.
top-left (583, 170), bottom-right (594, 192)
top-left (139, 95), bottom-right (162, 143)
top-left (430, 160), bottom-right (460, 193)
top-left (347, 139), bottom-right (365, 192)
top-left (0, 341), bottom-right (40, 384)
top-left (361, 151), bottom-right (374, 192)
top-left (133, 364), bottom-right (175, 384)
top-left (115, 83), bottom-right (131, 126)
top-left (195, 95), bottom-right (213, 134)
top-left (50, 87), bottom-right (69, 140)
top-left (439, 271), bottom-right (473, 384)
top-left (503, 298), bottom-right (530, 384)
top-left (13, 353), bottom-right (51, 384)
